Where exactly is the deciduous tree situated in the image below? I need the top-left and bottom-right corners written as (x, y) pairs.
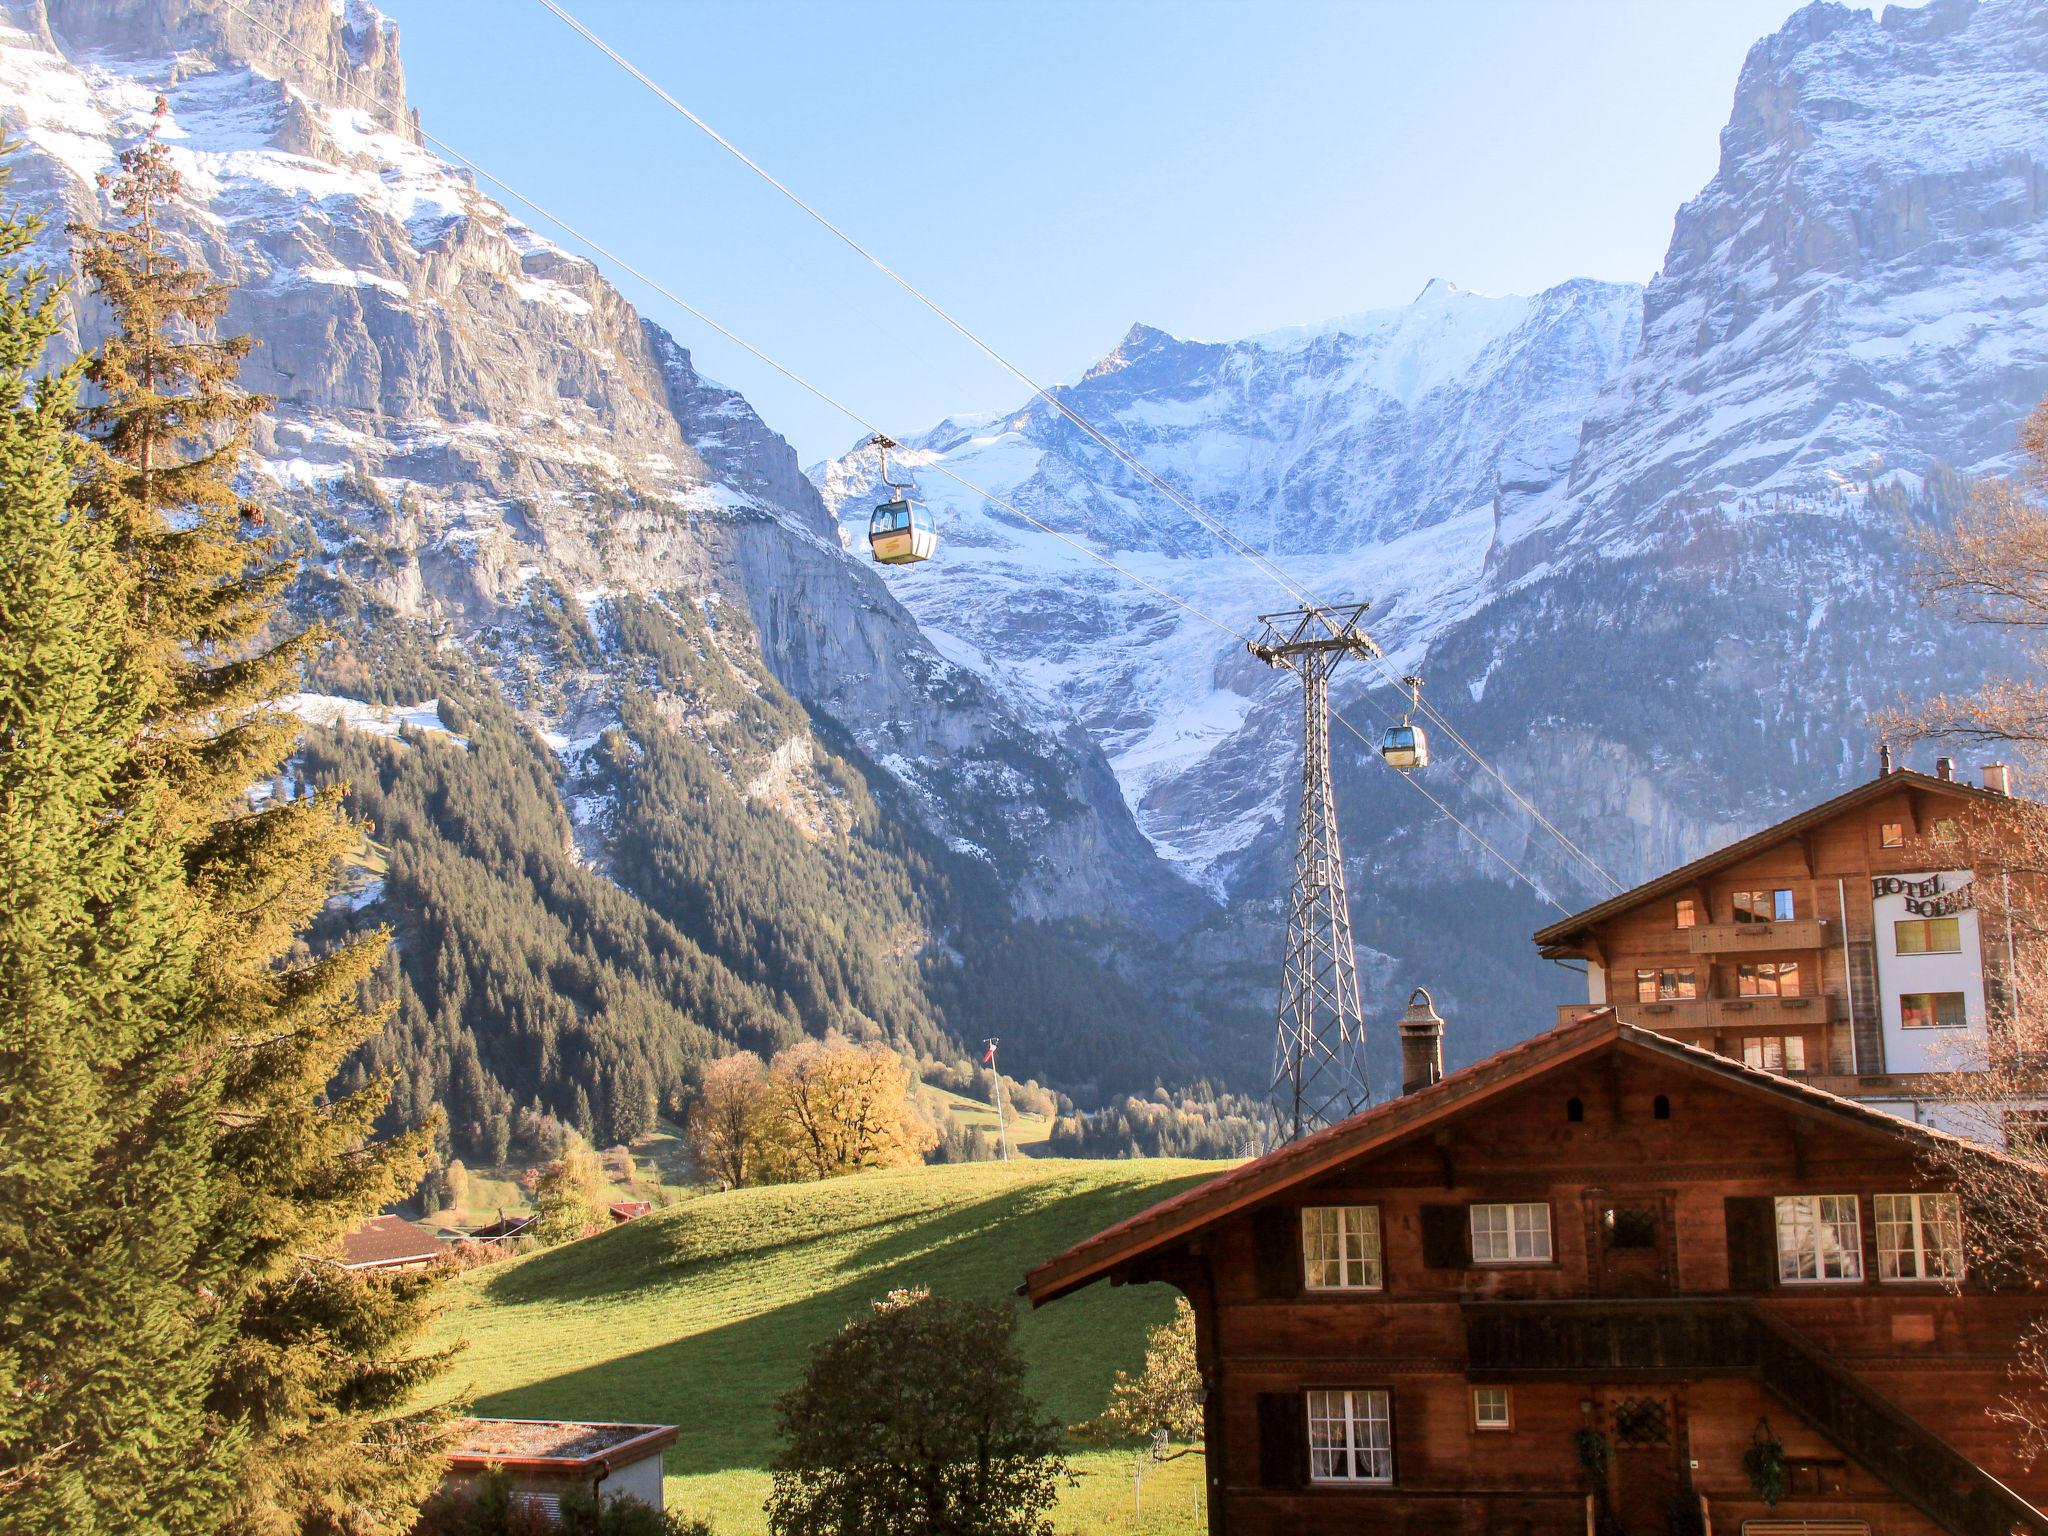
top-left (531, 1137), bottom-right (611, 1244)
top-left (1885, 390), bottom-right (2048, 1460)
top-left (766, 1036), bottom-right (936, 1182)
top-left (769, 1288), bottom-right (1067, 1536)
top-left (685, 1051), bottom-right (780, 1188)
top-left (1075, 1297), bottom-right (1203, 1447)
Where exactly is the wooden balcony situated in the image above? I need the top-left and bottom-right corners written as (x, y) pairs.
top-left (1465, 1299), bottom-right (1759, 1379)
top-left (1463, 1302), bottom-right (2048, 1535)
top-left (1557, 995), bottom-right (1841, 1035)
top-left (1685, 918), bottom-right (1829, 955)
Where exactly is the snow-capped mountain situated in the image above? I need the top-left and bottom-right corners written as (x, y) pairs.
top-left (0, 0), bottom-right (1246, 1136)
top-left (817, 0), bottom-right (2048, 1053)
top-left (816, 277), bottom-right (1643, 891)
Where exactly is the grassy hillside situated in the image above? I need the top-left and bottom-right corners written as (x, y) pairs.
top-left (427, 1158), bottom-right (1230, 1534)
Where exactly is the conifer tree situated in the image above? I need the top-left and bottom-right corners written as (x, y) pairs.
top-left (0, 142), bottom-right (230, 1532)
top-left (70, 105), bottom-right (450, 1533)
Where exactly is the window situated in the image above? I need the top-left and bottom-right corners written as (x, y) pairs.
top-left (1634, 967), bottom-right (1698, 1003)
top-left (1472, 1387), bottom-right (1510, 1431)
top-left (1741, 1035), bottom-right (1807, 1074)
top-left (1934, 817), bottom-right (1959, 844)
top-left (1875, 1193), bottom-right (1962, 1281)
top-left (1895, 917), bottom-right (1962, 955)
top-left (1302, 1206), bottom-right (1383, 1291)
top-left (1738, 961), bottom-right (1800, 997)
top-left (1471, 1202), bottom-right (1552, 1263)
top-left (2006, 1109), bottom-right (2048, 1159)
top-left (1611, 1397), bottom-right (1670, 1447)
top-left (1307, 1389), bottom-right (1391, 1483)
top-left (1881, 821), bottom-right (1905, 848)
top-left (1733, 890), bottom-right (1793, 924)
top-left (1775, 1195), bottom-right (1863, 1282)
top-left (1605, 1206), bottom-right (1658, 1249)
top-left (1675, 898), bottom-right (1697, 929)
top-left (1900, 991), bottom-right (1968, 1029)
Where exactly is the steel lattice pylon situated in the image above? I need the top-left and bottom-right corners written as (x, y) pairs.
top-left (1249, 604), bottom-right (1382, 1144)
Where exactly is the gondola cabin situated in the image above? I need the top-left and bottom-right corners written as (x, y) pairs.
top-left (1378, 721), bottom-right (1429, 772)
top-left (869, 498), bottom-right (937, 566)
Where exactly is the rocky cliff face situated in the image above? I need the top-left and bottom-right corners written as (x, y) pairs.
top-left (0, 0), bottom-right (1203, 932)
top-left (816, 0), bottom-right (2048, 1059)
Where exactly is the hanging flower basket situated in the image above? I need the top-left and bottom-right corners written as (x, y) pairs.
top-left (1742, 1418), bottom-right (1788, 1507)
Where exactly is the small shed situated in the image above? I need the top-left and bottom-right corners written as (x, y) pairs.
top-left (443, 1418), bottom-right (678, 1516)
top-left (608, 1200), bottom-right (654, 1224)
top-left (337, 1214), bottom-right (443, 1272)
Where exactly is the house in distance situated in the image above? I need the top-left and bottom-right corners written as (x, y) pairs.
top-left (1535, 759), bottom-right (2027, 1131)
top-left (1024, 1006), bottom-right (2046, 1536)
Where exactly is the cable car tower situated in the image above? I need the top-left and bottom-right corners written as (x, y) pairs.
top-left (1249, 602), bottom-right (1383, 1144)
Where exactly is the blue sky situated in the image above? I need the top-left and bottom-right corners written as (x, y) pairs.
top-left (380, 0), bottom-right (1852, 464)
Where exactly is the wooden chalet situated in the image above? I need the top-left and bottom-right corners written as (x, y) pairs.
top-left (1535, 763), bottom-right (2027, 1121)
top-left (1023, 1007), bottom-right (2046, 1536)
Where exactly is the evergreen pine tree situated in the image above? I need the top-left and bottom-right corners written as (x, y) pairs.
top-left (70, 105), bottom-right (450, 1534)
top-left (0, 141), bottom-right (231, 1533)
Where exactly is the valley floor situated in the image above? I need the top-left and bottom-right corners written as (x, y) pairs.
top-left (426, 1158), bottom-right (1230, 1534)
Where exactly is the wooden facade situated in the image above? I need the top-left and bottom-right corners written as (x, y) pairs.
top-left (1024, 1014), bottom-right (2047, 1536)
top-left (1534, 768), bottom-right (2021, 1096)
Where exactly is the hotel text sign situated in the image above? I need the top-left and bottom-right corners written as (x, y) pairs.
top-left (1871, 872), bottom-right (1975, 917)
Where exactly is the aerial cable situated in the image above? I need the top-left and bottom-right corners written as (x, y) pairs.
top-left (215, 0), bottom-right (1572, 912)
top-left (531, 0), bottom-right (1624, 898)
top-left (217, 0), bottom-right (1244, 649)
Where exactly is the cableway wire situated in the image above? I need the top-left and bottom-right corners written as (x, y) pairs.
top-left (532, 0), bottom-right (1622, 901)
top-left (213, 0), bottom-right (1570, 915)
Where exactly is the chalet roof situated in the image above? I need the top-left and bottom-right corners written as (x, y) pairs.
top-left (1533, 769), bottom-right (2008, 954)
top-left (338, 1213), bottom-right (442, 1270)
top-left (1022, 1006), bottom-right (2031, 1306)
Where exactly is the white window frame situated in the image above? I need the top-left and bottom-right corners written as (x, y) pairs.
top-left (1306, 1388), bottom-right (1392, 1484)
top-left (1471, 1202), bottom-right (1552, 1264)
top-left (1875, 1193), bottom-right (1963, 1282)
top-left (1775, 1194), bottom-right (1863, 1283)
top-left (1301, 1205), bottom-right (1384, 1292)
top-left (1472, 1386), bottom-right (1511, 1431)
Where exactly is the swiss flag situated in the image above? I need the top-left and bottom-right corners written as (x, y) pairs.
top-left (982, 1041), bottom-right (997, 1065)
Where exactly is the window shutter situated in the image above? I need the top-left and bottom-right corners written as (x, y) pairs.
top-left (1257, 1392), bottom-right (1306, 1489)
top-left (1420, 1204), bottom-right (1469, 1269)
top-left (1252, 1207), bottom-right (1301, 1298)
top-left (1723, 1196), bottom-right (1777, 1291)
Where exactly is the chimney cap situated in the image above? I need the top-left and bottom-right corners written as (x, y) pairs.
top-left (1936, 755), bottom-right (1955, 782)
top-left (1399, 987), bottom-right (1444, 1033)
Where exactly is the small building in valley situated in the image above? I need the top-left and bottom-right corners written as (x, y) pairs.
top-left (1534, 763), bottom-right (2029, 1126)
top-left (337, 1213), bottom-right (443, 1272)
top-left (442, 1418), bottom-right (678, 1518)
top-left (1023, 1007), bottom-right (2046, 1536)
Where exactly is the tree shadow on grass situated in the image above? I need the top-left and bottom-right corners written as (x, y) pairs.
top-left (458, 1166), bottom-right (1216, 1480)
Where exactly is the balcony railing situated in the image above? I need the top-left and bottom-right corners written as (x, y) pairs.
top-left (1557, 996), bottom-right (1840, 1034)
top-left (1685, 918), bottom-right (1829, 955)
top-left (1461, 1302), bottom-right (2048, 1536)
top-left (1465, 1299), bottom-right (1761, 1378)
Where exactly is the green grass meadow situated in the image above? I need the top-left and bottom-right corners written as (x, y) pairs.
top-left (426, 1158), bottom-right (1230, 1534)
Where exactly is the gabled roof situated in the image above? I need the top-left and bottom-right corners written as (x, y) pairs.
top-left (1534, 769), bottom-right (2006, 954)
top-left (1022, 1005), bottom-right (2029, 1306)
top-left (338, 1213), bottom-right (443, 1270)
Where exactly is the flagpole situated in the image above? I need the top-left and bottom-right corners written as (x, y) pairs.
top-left (984, 1037), bottom-right (1009, 1163)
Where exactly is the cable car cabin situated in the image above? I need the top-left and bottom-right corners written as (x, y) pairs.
top-left (868, 499), bottom-right (937, 565)
top-left (1379, 721), bottom-right (1429, 772)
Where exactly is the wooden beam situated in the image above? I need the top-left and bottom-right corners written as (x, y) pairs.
top-left (1797, 831), bottom-right (1818, 879)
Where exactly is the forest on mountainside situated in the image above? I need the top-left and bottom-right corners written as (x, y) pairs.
top-left (308, 600), bottom-right (1260, 1162)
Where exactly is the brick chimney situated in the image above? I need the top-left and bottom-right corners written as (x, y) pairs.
top-left (1936, 755), bottom-right (1955, 782)
top-left (1398, 988), bottom-right (1445, 1096)
top-left (1984, 763), bottom-right (2012, 796)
